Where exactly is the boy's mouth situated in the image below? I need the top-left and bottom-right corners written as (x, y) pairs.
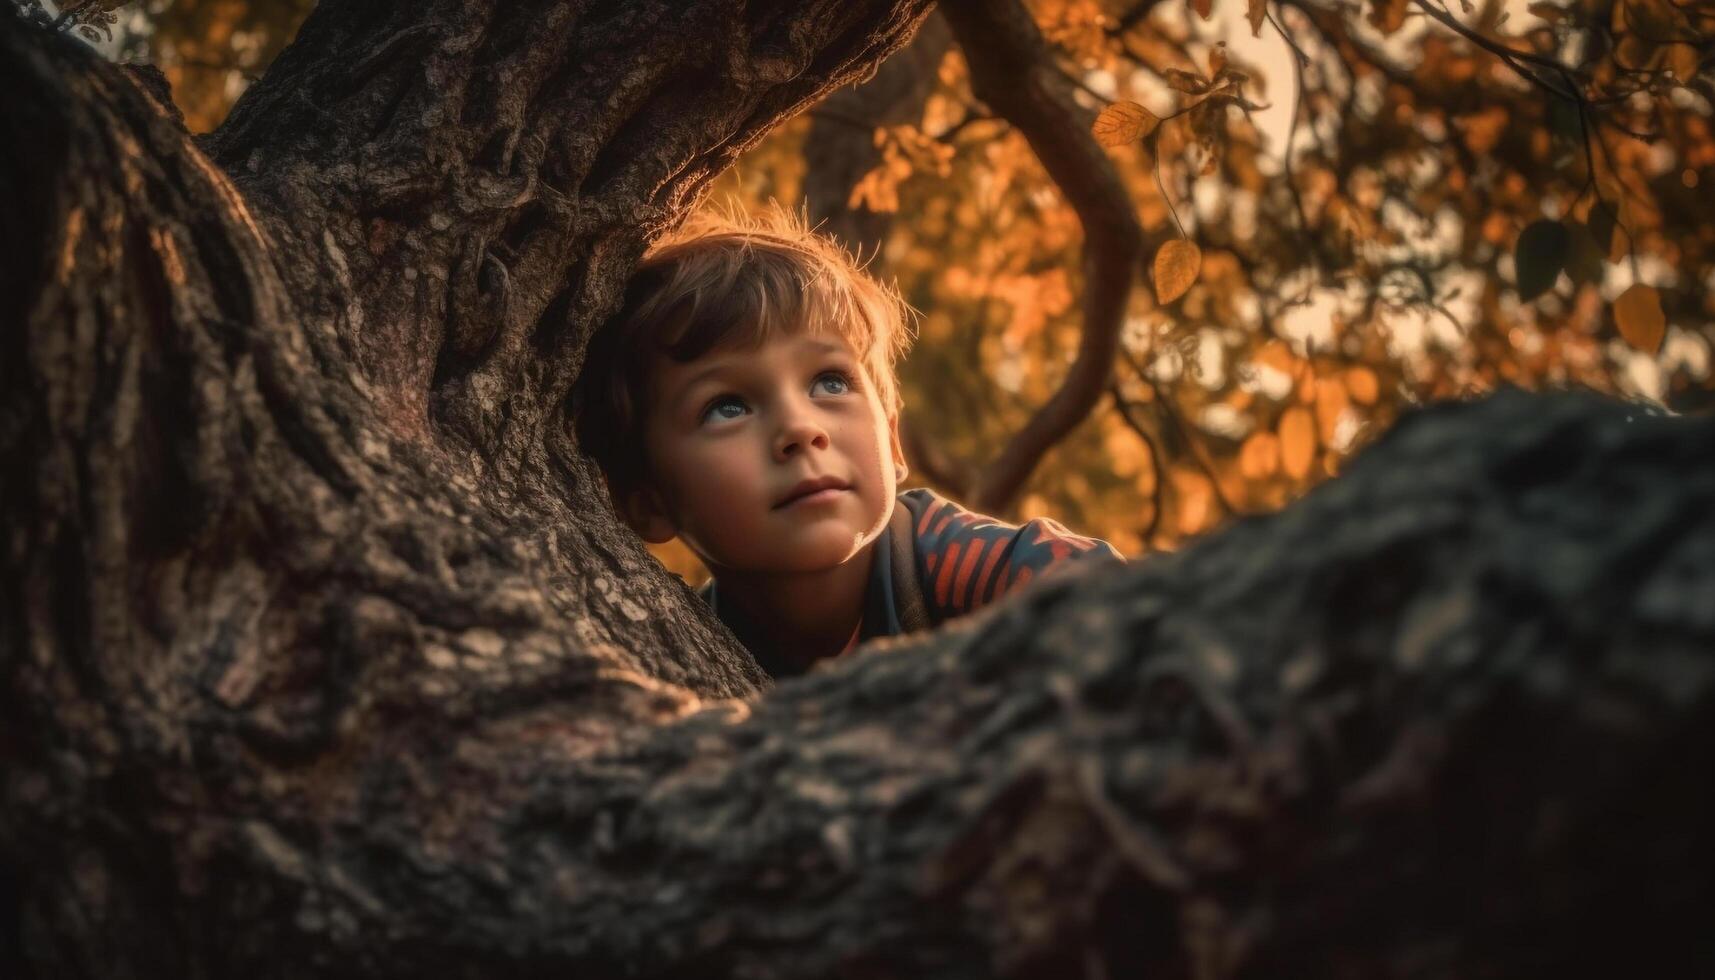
top-left (774, 476), bottom-right (851, 509)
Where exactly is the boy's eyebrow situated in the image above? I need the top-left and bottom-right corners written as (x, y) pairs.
top-left (671, 338), bottom-right (853, 401)
top-left (667, 357), bottom-right (745, 411)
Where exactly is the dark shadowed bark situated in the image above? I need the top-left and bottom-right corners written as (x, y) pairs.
top-left (3, 4), bottom-right (1714, 980)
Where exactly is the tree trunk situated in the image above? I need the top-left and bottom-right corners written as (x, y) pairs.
top-left (4, 4), bottom-right (1714, 978)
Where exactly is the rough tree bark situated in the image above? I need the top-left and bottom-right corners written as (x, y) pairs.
top-left (3, 4), bottom-right (1714, 979)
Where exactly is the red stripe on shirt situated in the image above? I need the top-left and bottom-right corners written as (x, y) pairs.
top-left (952, 540), bottom-right (985, 612)
top-left (934, 541), bottom-right (962, 608)
top-left (973, 540), bottom-right (1006, 604)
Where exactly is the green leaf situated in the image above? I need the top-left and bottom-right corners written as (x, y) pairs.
top-left (1514, 219), bottom-right (1569, 301)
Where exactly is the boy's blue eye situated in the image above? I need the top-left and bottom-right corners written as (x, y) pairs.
top-left (812, 372), bottom-right (852, 396)
top-left (701, 396), bottom-right (748, 424)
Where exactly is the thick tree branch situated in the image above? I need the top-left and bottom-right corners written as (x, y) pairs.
top-left (200, 0), bottom-right (934, 456)
top-left (8, 4), bottom-right (1715, 978)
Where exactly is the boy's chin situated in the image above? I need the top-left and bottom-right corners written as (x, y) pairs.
top-left (765, 528), bottom-right (873, 572)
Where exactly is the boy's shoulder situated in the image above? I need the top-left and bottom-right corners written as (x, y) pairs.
top-left (896, 488), bottom-right (1121, 619)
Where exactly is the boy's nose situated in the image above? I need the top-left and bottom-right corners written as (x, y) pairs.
top-left (774, 414), bottom-right (831, 460)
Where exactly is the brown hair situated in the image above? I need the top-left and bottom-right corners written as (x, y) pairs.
top-left (573, 208), bottom-right (914, 501)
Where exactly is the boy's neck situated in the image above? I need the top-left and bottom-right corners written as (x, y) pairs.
top-left (712, 540), bottom-right (877, 672)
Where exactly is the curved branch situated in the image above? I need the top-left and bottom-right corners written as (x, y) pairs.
top-left (940, 0), bottom-right (1149, 516)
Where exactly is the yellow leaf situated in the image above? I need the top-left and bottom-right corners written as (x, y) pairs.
top-left (1614, 284), bottom-right (1666, 354)
top-left (1248, 0), bottom-right (1268, 36)
top-left (1344, 366), bottom-right (1379, 405)
top-left (1239, 431), bottom-right (1280, 480)
top-left (1295, 364), bottom-right (1317, 404)
top-left (1171, 465), bottom-right (1212, 534)
top-left (1315, 377), bottom-right (1349, 443)
top-left (1153, 239), bottom-right (1202, 305)
top-left (1279, 406), bottom-right (1316, 480)
top-left (1091, 101), bottom-right (1160, 148)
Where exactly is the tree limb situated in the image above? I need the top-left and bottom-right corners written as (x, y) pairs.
top-left (941, 0), bottom-right (1149, 516)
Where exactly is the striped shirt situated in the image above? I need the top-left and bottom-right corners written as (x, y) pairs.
top-left (701, 488), bottom-right (1121, 678)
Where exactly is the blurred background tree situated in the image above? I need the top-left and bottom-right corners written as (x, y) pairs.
top-left (73, 0), bottom-right (1714, 579)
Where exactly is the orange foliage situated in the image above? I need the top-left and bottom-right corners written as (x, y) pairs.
top-left (119, 0), bottom-right (1715, 567)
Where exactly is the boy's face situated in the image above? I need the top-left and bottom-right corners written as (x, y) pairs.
top-left (627, 330), bottom-right (907, 576)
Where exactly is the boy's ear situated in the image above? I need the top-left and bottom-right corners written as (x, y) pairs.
top-left (888, 413), bottom-right (909, 483)
top-left (620, 486), bottom-right (680, 544)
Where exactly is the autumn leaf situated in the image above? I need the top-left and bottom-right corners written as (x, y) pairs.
top-left (1615, 35), bottom-right (1656, 70)
top-left (1564, 222), bottom-right (1607, 287)
top-left (1294, 364), bottom-right (1317, 405)
top-left (1514, 219), bottom-right (1569, 301)
top-left (1248, 0), bottom-right (1268, 37)
top-left (1190, 0), bottom-right (1213, 21)
top-left (1170, 466), bottom-right (1213, 534)
top-left (1153, 239), bottom-right (1202, 305)
top-left (1614, 284), bottom-right (1666, 354)
top-left (1162, 68), bottom-right (1211, 94)
top-left (1665, 43), bottom-right (1699, 83)
top-left (1314, 377), bottom-right (1349, 443)
top-left (1344, 366), bottom-right (1380, 406)
top-left (1585, 199), bottom-right (1623, 263)
top-left (1239, 431), bottom-right (1281, 480)
top-left (1279, 407), bottom-right (1316, 480)
top-left (1253, 340), bottom-right (1300, 376)
top-left (1092, 101), bottom-right (1159, 148)
top-left (1368, 0), bottom-right (1408, 35)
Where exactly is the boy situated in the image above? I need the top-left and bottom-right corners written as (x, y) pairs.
top-left (573, 212), bottom-right (1120, 679)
